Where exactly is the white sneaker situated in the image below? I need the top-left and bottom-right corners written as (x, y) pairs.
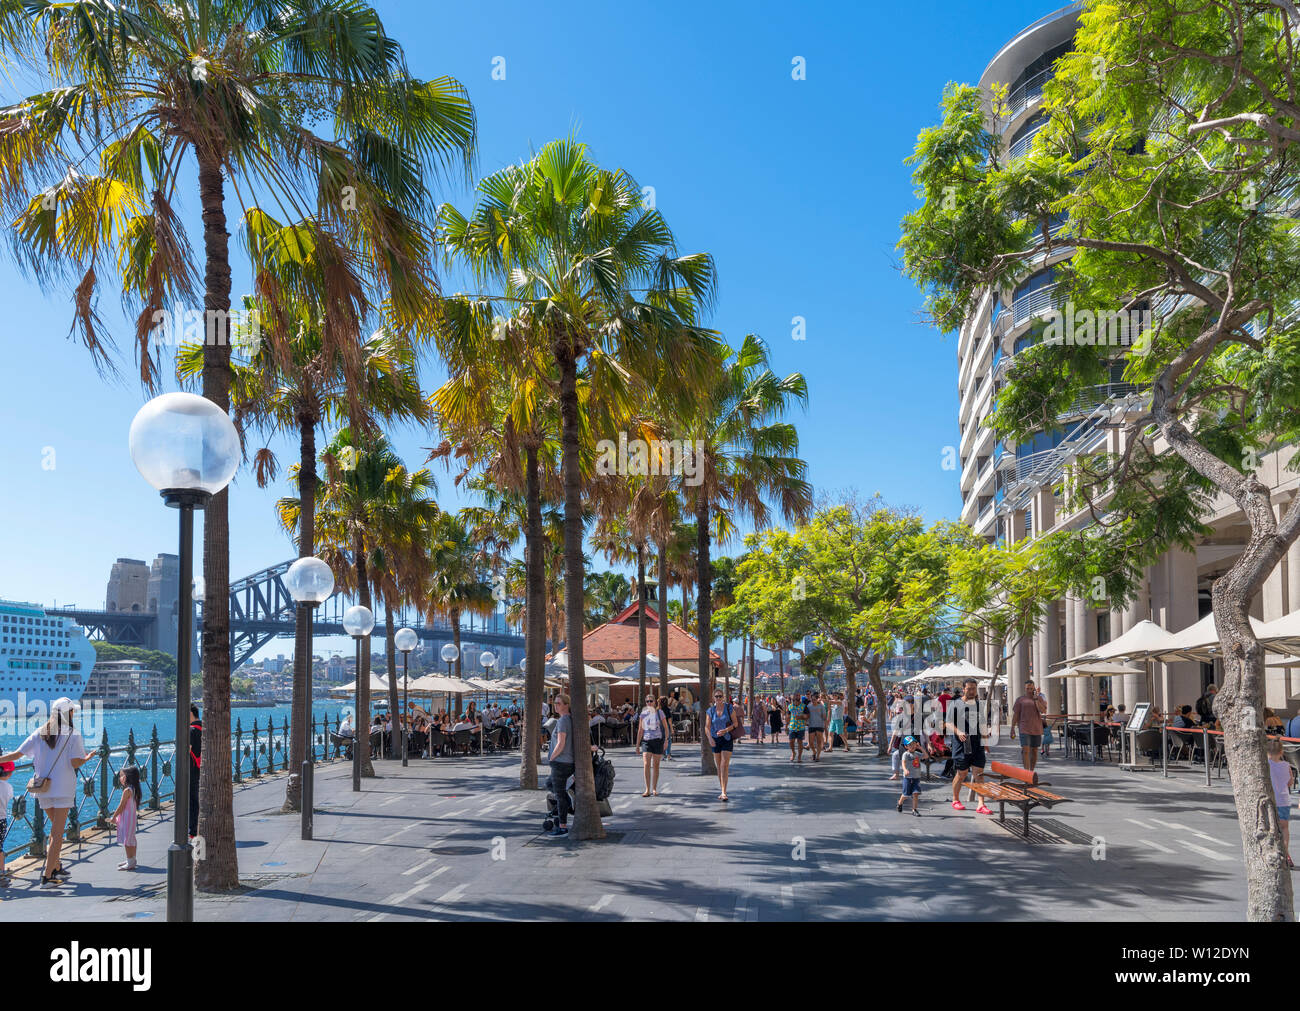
top-left (117, 860), bottom-right (136, 871)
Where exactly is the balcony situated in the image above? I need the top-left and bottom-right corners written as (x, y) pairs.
top-left (1012, 281), bottom-right (1060, 327)
top-left (1004, 67), bottom-right (1053, 121)
top-left (1008, 119), bottom-right (1046, 162)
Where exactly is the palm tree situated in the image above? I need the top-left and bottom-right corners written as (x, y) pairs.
top-left (591, 512), bottom-right (652, 704)
top-left (426, 510), bottom-right (496, 712)
top-left (285, 430), bottom-right (437, 775)
top-left (182, 280), bottom-right (426, 807)
top-left (428, 350), bottom-right (562, 789)
top-left (681, 334), bottom-right (813, 774)
top-left (438, 139), bottom-right (720, 840)
top-left (0, 0), bottom-right (474, 889)
top-left (712, 554), bottom-right (739, 684)
top-left (584, 571), bottom-right (631, 629)
top-left (648, 487), bottom-right (683, 700)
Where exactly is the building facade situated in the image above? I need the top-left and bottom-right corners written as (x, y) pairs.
top-left (960, 5), bottom-right (1300, 719)
top-left (83, 659), bottom-right (168, 708)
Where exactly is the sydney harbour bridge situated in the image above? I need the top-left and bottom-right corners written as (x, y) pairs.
top-left (54, 558), bottom-right (524, 669)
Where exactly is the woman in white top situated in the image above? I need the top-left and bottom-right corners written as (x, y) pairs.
top-left (635, 696), bottom-right (668, 796)
top-left (0, 697), bottom-right (90, 887)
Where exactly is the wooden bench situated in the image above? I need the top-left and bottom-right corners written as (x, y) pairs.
top-left (963, 760), bottom-right (1069, 838)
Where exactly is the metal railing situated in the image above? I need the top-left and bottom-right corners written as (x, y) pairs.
top-left (1058, 382), bottom-right (1143, 418)
top-left (1004, 68), bottom-right (1053, 121)
top-left (1012, 282), bottom-right (1061, 326)
top-left (4, 712), bottom-right (350, 862)
top-left (1008, 119), bottom-right (1047, 162)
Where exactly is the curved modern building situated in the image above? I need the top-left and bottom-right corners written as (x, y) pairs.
top-left (958, 5), bottom-right (1300, 721)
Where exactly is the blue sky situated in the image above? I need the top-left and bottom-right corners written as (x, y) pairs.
top-left (0, 0), bottom-right (1059, 655)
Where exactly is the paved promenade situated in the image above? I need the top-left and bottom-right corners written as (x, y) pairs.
top-left (0, 737), bottom-right (1257, 921)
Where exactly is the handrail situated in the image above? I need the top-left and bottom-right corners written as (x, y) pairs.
top-left (1008, 119), bottom-right (1047, 162)
top-left (1011, 282), bottom-right (1060, 326)
top-left (3, 712), bottom-right (350, 862)
top-left (1004, 68), bottom-right (1054, 120)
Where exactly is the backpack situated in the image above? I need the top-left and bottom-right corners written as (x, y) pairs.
top-left (593, 753), bottom-right (616, 801)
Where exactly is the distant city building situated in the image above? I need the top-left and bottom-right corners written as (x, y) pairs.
top-left (103, 552), bottom-right (196, 665)
top-left (327, 656), bottom-right (346, 683)
top-left (105, 559), bottom-right (149, 613)
top-left (880, 654), bottom-right (937, 675)
top-left (83, 659), bottom-right (167, 708)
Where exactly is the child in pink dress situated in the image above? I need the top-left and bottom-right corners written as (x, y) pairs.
top-left (113, 765), bottom-right (141, 870)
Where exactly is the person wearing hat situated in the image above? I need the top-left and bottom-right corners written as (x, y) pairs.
top-left (0, 697), bottom-right (90, 887)
top-left (896, 735), bottom-right (927, 816)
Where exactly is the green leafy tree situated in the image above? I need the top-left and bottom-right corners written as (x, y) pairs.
top-left (182, 277), bottom-right (426, 810)
top-left (945, 538), bottom-right (1063, 692)
top-left (734, 499), bottom-right (965, 753)
top-left (900, 0), bottom-right (1300, 919)
top-left (284, 430), bottom-right (437, 775)
top-left (679, 333), bottom-right (812, 771)
top-left (437, 138), bottom-right (721, 840)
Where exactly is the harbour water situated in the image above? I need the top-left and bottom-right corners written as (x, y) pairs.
top-left (0, 701), bottom-right (353, 859)
top-left (0, 691), bottom-right (526, 858)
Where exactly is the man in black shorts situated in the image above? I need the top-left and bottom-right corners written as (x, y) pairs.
top-left (947, 678), bottom-right (991, 815)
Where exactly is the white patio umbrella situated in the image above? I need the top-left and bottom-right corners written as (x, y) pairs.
top-left (330, 673), bottom-right (390, 694)
top-left (1042, 661), bottom-right (1144, 680)
top-left (609, 653), bottom-right (698, 682)
top-left (1063, 618), bottom-right (1176, 664)
top-left (407, 673), bottom-right (473, 694)
top-left (1257, 609), bottom-right (1300, 653)
top-left (1152, 612), bottom-right (1266, 662)
top-left (1060, 617), bottom-right (1179, 715)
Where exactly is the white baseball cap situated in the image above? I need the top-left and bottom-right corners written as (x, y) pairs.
top-left (51, 697), bottom-right (78, 714)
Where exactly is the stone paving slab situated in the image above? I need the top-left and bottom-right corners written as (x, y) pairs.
top-left (0, 735), bottom-right (1261, 922)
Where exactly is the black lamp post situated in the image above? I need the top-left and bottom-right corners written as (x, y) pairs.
top-left (129, 392), bottom-right (239, 924)
top-left (343, 605), bottom-right (375, 792)
top-left (284, 556), bottom-right (334, 840)
top-left (395, 627), bottom-right (418, 767)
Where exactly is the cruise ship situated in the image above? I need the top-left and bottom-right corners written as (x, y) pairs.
top-left (0, 600), bottom-right (94, 706)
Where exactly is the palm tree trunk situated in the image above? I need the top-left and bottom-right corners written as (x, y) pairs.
top-left (385, 607), bottom-right (399, 758)
top-left (778, 647), bottom-right (785, 693)
top-left (657, 538), bottom-right (670, 699)
top-left (284, 415), bottom-right (317, 813)
top-left (195, 151), bottom-right (238, 892)
top-left (452, 606), bottom-right (463, 716)
top-left (557, 345), bottom-right (602, 839)
top-left (695, 495), bottom-right (717, 776)
top-left (520, 444), bottom-right (544, 789)
top-left (637, 543), bottom-right (647, 705)
top-left (354, 533), bottom-right (375, 777)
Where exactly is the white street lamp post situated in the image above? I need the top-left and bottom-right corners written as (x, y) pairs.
top-left (395, 627), bottom-right (419, 767)
top-left (129, 392), bottom-right (239, 924)
top-left (283, 556), bottom-right (334, 839)
top-left (343, 605), bottom-right (376, 792)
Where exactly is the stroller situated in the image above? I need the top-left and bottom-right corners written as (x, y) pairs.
top-left (543, 748), bottom-right (615, 832)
